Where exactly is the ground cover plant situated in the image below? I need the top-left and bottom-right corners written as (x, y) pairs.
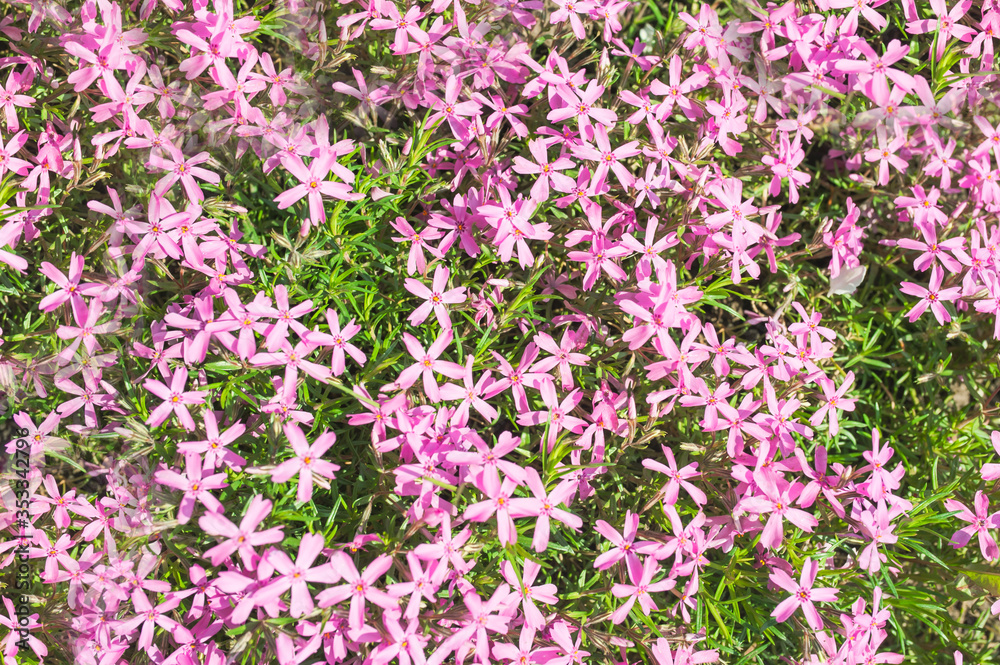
top-left (4, 0), bottom-right (1000, 662)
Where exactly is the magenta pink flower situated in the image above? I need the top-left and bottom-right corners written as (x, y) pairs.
top-left (863, 125), bottom-right (908, 186)
top-left (153, 452), bottom-right (227, 523)
top-left (200, 495), bottom-right (284, 568)
top-left (809, 371), bottom-right (857, 437)
top-left (769, 557), bottom-right (838, 630)
top-left (981, 432), bottom-right (1000, 481)
top-left (305, 308), bottom-right (367, 376)
top-left (275, 152), bottom-right (363, 237)
top-left (610, 556), bottom-right (676, 624)
top-left (394, 329), bottom-right (466, 401)
top-left (741, 482), bottom-right (818, 550)
top-left (900, 267), bottom-right (962, 324)
top-left (271, 423), bottom-right (340, 503)
top-left (550, 0), bottom-right (594, 38)
top-left (56, 298), bottom-right (120, 359)
top-left (404, 265), bottom-right (467, 329)
top-left (499, 559), bottom-right (558, 629)
top-left (55, 375), bottom-right (118, 429)
top-left (571, 123), bottom-right (640, 190)
top-left (515, 380), bottom-right (586, 452)
top-left (177, 410), bottom-right (247, 470)
top-left (945, 490), bottom-right (1000, 560)
top-left (546, 80), bottom-right (617, 135)
top-left (896, 223), bottom-right (968, 274)
top-left (246, 284), bottom-right (315, 352)
top-left (512, 138), bottom-right (576, 202)
top-left (532, 329), bottom-right (590, 391)
top-left (508, 466), bottom-right (582, 552)
top-left (858, 501), bottom-right (898, 574)
top-left (642, 444), bottom-right (706, 506)
top-left (391, 216), bottom-right (444, 275)
top-left (0, 69), bottom-right (33, 132)
top-left (252, 340), bottom-right (332, 385)
top-left (438, 356), bottom-right (499, 426)
top-left (593, 510), bottom-right (643, 573)
top-left (0, 597), bottom-right (46, 661)
top-left (387, 552), bottom-right (448, 620)
top-left (149, 145), bottom-right (219, 203)
top-left (316, 553), bottom-right (397, 630)
top-left (115, 589), bottom-right (193, 650)
top-left (38, 252), bottom-right (94, 312)
top-left (425, 75), bottom-right (481, 141)
top-left (463, 475), bottom-right (523, 546)
top-left (255, 533), bottom-right (341, 618)
top-left (144, 367), bottom-right (208, 431)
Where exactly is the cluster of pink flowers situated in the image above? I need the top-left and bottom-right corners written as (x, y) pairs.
top-left (0, 0), bottom-right (999, 662)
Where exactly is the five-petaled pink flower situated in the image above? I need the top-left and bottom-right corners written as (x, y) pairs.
top-left (945, 490), bottom-right (1000, 561)
top-left (900, 266), bottom-right (962, 324)
top-left (271, 423), bottom-right (341, 503)
top-left (144, 367), bottom-right (209, 431)
top-left (769, 557), bottom-right (839, 630)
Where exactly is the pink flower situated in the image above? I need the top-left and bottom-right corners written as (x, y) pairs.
top-left (199, 495), bottom-right (284, 568)
top-left (981, 431), bottom-right (1000, 481)
top-left (863, 428), bottom-right (902, 501)
top-left (508, 466), bottom-right (582, 552)
top-left (769, 557), bottom-right (838, 630)
top-left (305, 309), bottom-right (367, 376)
top-left (973, 115), bottom-right (1000, 165)
top-left (593, 510), bottom-right (643, 573)
top-left (255, 533), bottom-right (341, 618)
top-left (251, 340), bottom-right (332, 385)
top-left (906, 0), bottom-right (975, 59)
top-left (0, 69), bottom-right (33, 132)
top-left (271, 423), bottom-right (341, 503)
top-left (316, 553), bottom-right (397, 630)
top-left (512, 138), bottom-right (576, 202)
top-left (38, 252), bottom-right (95, 312)
top-left (741, 482), bottom-right (818, 551)
top-left (550, 0), bottom-right (595, 38)
top-left (144, 366), bottom-right (208, 431)
top-left (177, 410), bottom-right (247, 471)
top-left (571, 124), bottom-right (640, 190)
top-left (642, 444), bottom-right (707, 506)
top-left (246, 284), bottom-right (315, 352)
top-left (153, 452), bottom-right (228, 523)
top-left (863, 125), bottom-right (908, 186)
top-left (900, 266), bottom-right (962, 324)
top-left (404, 265), bottom-right (467, 329)
top-left (0, 597), bottom-right (46, 661)
top-left (809, 371), bottom-right (857, 437)
top-left (463, 475), bottom-right (523, 546)
top-left (515, 380), bottom-right (586, 452)
top-left (394, 329), bottom-right (466, 401)
top-left (391, 216), bottom-right (444, 275)
top-left (149, 144), bottom-right (220, 203)
top-left (438, 356), bottom-right (499, 426)
top-left (369, 3), bottom-right (426, 51)
top-left (546, 621), bottom-right (590, 665)
top-left (945, 490), bottom-right (1000, 560)
top-left (546, 80), bottom-right (617, 136)
top-left (275, 152), bottom-right (363, 237)
top-left (610, 556), bottom-right (676, 624)
top-left (858, 501), bottom-right (898, 573)
top-left (55, 298), bottom-right (120, 359)
top-left (115, 589), bottom-right (194, 650)
top-left (896, 223), bottom-right (968, 274)
top-left (499, 559), bottom-right (558, 629)
top-left (532, 328), bottom-right (590, 391)
top-left (424, 75), bottom-right (481, 141)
